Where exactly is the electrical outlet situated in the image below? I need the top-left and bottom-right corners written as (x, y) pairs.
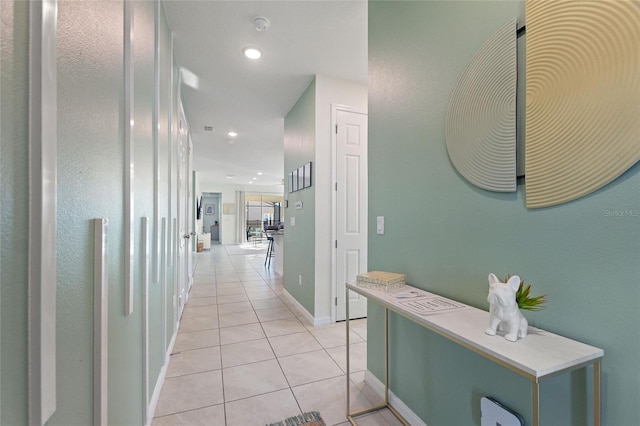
top-left (298, 274), bottom-right (302, 286)
top-left (290, 217), bottom-right (296, 227)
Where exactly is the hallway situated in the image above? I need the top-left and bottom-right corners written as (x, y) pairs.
top-left (152, 245), bottom-right (399, 426)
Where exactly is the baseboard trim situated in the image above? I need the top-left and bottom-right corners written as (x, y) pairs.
top-left (363, 370), bottom-right (427, 426)
top-left (147, 330), bottom-right (178, 425)
top-left (313, 315), bottom-right (331, 327)
top-left (282, 289), bottom-right (331, 327)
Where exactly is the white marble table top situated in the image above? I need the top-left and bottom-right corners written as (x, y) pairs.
top-left (347, 283), bottom-right (603, 380)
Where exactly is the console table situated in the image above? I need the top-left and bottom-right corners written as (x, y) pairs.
top-left (345, 282), bottom-right (603, 426)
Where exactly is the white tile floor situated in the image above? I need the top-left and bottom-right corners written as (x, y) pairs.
top-left (152, 244), bottom-right (401, 426)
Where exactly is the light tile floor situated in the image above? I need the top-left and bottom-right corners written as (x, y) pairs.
top-left (152, 244), bottom-right (401, 426)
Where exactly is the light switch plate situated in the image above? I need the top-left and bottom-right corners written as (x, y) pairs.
top-left (290, 217), bottom-right (295, 227)
top-left (376, 216), bottom-right (384, 235)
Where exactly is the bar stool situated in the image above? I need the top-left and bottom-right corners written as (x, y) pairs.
top-left (264, 235), bottom-right (274, 268)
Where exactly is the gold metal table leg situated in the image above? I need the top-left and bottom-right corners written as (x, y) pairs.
top-left (345, 290), bottom-right (416, 426)
top-left (385, 307), bottom-right (389, 405)
top-left (594, 360), bottom-right (601, 426)
top-left (346, 286), bottom-right (353, 425)
top-left (532, 380), bottom-right (540, 426)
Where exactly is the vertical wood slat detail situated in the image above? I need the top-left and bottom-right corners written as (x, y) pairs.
top-left (28, 1), bottom-right (58, 424)
top-left (173, 217), bottom-right (178, 329)
top-left (93, 219), bottom-right (109, 426)
top-left (160, 217), bottom-right (167, 366)
top-left (167, 32), bottom-right (174, 271)
top-left (123, 0), bottom-right (135, 315)
top-left (153, 0), bottom-right (161, 283)
top-left (141, 217), bottom-right (150, 425)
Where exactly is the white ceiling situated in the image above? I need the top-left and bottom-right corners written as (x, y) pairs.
top-left (163, 1), bottom-right (368, 189)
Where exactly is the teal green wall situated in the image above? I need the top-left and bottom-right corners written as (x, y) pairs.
top-left (0, 1), bottom-right (30, 423)
top-left (368, 2), bottom-right (639, 425)
top-left (0, 1), bottom-right (182, 424)
top-left (283, 79), bottom-right (317, 314)
top-left (56, 1), bottom-right (127, 423)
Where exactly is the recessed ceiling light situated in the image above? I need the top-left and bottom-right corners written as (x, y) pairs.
top-left (252, 177), bottom-right (257, 180)
top-left (243, 47), bottom-right (262, 60)
top-left (257, 172), bottom-right (263, 176)
top-left (248, 181), bottom-right (253, 184)
top-left (226, 175), bottom-right (236, 179)
top-left (227, 131), bottom-right (238, 137)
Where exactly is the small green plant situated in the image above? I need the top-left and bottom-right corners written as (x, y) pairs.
top-left (505, 275), bottom-right (547, 311)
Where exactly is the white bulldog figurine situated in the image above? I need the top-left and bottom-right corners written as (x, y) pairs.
top-left (485, 273), bottom-right (528, 342)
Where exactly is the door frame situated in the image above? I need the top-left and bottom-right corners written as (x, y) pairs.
top-left (330, 104), bottom-right (368, 323)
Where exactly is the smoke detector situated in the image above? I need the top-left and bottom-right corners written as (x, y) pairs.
top-left (253, 17), bottom-right (270, 32)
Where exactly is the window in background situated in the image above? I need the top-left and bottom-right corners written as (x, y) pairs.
top-left (245, 194), bottom-right (283, 242)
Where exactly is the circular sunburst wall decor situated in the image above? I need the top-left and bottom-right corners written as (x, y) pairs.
top-left (525, 0), bottom-right (640, 208)
top-left (445, 19), bottom-right (518, 193)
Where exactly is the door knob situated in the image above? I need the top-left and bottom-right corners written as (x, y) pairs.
top-left (183, 234), bottom-right (191, 239)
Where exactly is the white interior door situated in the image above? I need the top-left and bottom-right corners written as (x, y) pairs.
top-left (335, 108), bottom-right (368, 321)
top-left (176, 128), bottom-right (190, 318)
